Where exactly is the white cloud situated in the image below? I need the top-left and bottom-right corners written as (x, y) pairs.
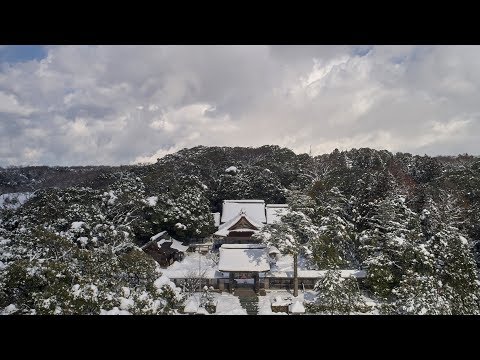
top-left (133, 146), bottom-right (181, 164)
top-left (1, 45), bottom-right (480, 166)
top-left (0, 91), bottom-right (35, 115)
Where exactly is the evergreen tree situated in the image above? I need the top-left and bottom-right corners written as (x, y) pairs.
top-left (309, 187), bottom-right (358, 269)
top-left (392, 270), bottom-right (451, 315)
top-left (254, 211), bottom-right (319, 297)
top-left (359, 193), bottom-right (422, 299)
top-left (312, 270), bottom-right (365, 314)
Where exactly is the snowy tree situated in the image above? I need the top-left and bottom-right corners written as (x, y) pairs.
top-left (286, 188), bottom-right (316, 218)
top-left (200, 285), bottom-right (216, 313)
top-left (309, 187), bottom-right (358, 269)
top-left (0, 225), bottom-right (185, 314)
top-left (358, 193), bottom-right (422, 299)
top-left (419, 197), bottom-right (480, 314)
top-left (2, 146), bottom-right (480, 315)
top-left (392, 270), bottom-right (450, 315)
top-left (312, 270), bottom-right (366, 314)
top-left (213, 165), bottom-right (286, 207)
top-left (180, 270), bottom-right (208, 296)
top-left (150, 187), bottom-right (215, 242)
top-left (253, 211), bottom-right (319, 297)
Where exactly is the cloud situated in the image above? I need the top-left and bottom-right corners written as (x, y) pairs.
top-left (0, 45), bottom-right (479, 166)
top-left (0, 91), bottom-right (35, 115)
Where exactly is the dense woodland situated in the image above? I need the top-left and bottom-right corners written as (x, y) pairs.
top-left (1, 145), bottom-right (479, 314)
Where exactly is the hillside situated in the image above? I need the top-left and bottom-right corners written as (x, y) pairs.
top-left (1, 145), bottom-right (480, 314)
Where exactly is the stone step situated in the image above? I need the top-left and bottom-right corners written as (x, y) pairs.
top-left (237, 295), bottom-right (258, 315)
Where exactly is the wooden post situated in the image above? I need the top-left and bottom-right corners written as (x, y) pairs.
top-left (229, 272), bottom-right (235, 293)
top-left (293, 253), bottom-right (298, 297)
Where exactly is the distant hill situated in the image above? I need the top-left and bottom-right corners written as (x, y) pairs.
top-left (1, 145), bottom-right (480, 315)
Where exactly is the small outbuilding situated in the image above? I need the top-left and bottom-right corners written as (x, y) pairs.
top-left (141, 231), bottom-right (189, 267)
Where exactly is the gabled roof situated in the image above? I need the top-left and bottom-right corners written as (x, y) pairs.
top-left (214, 210), bottom-right (264, 237)
top-left (150, 231), bottom-right (168, 241)
top-left (143, 231), bottom-right (189, 253)
top-left (266, 204), bottom-right (289, 224)
top-left (158, 238), bottom-right (189, 252)
top-left (218, 244), bottom-right (270, 272)
top-left (220, 200), bottom-right (266, 224)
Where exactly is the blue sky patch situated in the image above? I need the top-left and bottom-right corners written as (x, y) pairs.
top-left (351, 45), bottom-right (373, 57)
top-left (0, 45), bottom-right (47, 64)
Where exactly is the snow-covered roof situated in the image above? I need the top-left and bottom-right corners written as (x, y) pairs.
top-left (150, 231), bottom-right (167, 241)
top-left (212, 212), bottom-right (221, 227)
top-left (220, 244), bottom-right (266, 249)
top-left (226, 228), bottom-right (257, 232)
top-left (171, 239), bottom-right (189, 252)
top-left (218, 244), bottom-right (270, 272)
top-left (289, 301), bottom-right (305, 314)
top-left (220, 200), bottom-right (266, 224)
top-left (267, 269), bottom-right (367, 278)
top-left (145, 231), bottom-right (188, 252)
top-left (214, 228), bottom-right (229, 237)
top-left (214, 227), bottom-right (259, 237)
top-left (219, 210), bottom-right (264, 230)
top-left (266, 204), bottom-right (289, 224)
top-left (215, 210), bottom-right (264, 237)
top-left (158, 238), bottom-right (189, 252)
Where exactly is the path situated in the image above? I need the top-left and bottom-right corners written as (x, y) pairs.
top-left (234, 287), bottom-right (258, 315)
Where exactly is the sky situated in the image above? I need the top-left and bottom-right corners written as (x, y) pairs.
top-left (0, 45), bottom-right (479, 166)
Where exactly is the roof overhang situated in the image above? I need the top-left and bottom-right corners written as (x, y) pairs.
top-left (218, 244), bottom-right (270, 272)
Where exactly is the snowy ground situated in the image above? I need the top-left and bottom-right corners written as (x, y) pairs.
top-left (184, 292), bottom-right (247, 315)
top-left (161, 251), bottom-right (365, 281)
top-left (160, 251), bottom-right (308, 279)
top-left (160, 252), bottom-right (220, 279)
top-left (184, 289), bottom-right (316, 315)
top-left (258, 290), bottom-right (379, 315)
top-left (269, 254), bottom-right (310, 273)
top-left (159, 252), bottom-right (376, 315)
top-left (184, 288), bottom-right (379, 315)
top-left (268, 255), bottom-right (366, 278)
top-left (258, 289), bottom-right (317, 315)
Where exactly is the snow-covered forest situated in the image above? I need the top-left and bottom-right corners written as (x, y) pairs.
top-left (1, 145), bottom-right (479, 314)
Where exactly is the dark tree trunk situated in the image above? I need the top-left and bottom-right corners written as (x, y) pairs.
top-left (293, 253), bottom-right (298, 297)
